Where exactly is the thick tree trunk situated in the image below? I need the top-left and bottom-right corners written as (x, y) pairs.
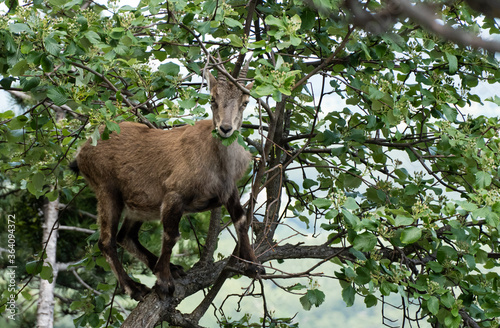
top-left (36, 198), bottom-right (59, 328)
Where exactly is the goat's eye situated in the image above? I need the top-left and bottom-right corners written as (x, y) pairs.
top-left (242, 101), bottom-right (249, 107)
top-left (211, 100), bottom-right (217, 107)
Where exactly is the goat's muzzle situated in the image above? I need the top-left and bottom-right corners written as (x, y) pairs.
top-left (218, 124), bottom-right (234, 138)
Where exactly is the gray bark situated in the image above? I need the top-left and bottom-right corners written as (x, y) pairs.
top-left (36, 198), bottom-right (59, 328)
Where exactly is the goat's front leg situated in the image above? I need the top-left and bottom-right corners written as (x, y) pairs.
top-left (226, 189), bottom-right (265, 277)
top-left (153, 193), bottom-right (183, 297)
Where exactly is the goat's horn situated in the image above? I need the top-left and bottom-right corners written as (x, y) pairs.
top-left (216, 52), bottom-right (227, 82)
top-left (238, 60), bottom-right (250, 80)
top-left (218, 68), bottom-right (227, 82)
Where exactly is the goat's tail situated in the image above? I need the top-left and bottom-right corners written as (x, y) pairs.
top-left (69, 160), bottom-right (79, 175)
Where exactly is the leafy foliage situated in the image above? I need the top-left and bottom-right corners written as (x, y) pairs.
top-left (1, 0), bottom-right (499, 327)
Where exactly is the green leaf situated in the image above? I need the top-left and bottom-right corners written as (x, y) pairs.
top-left (364, 294), bottom-right (378, 308)
top-left (47, 87), bottom-right (68, 106)
top-left (227, 34), bottom-right (243, 48)
top-left (26, 260), bottom-right (43, 275)
top-left (63, 0), bottom-right (84, 8)
top-left (9, 23), bottom-right (32, 33)
top-left (485, 211), bottom-right (499, 227)
top-left (87, 313), bottom-right (100, 327)
top-left (325, 209), bottom-right (338, 220)
top-left (395, 215), bottom-right (414, 226)
top-left (49, 0), bottom-right (66, 8)
top-left (380, 280), bottom-right (397, 296)
top-left (22, 77), bottom-right (41, 91)
top-left (300, 289), bottom-right (325, 310)
top-left (312, 198), bottom-right (332, 209)
top-left (224, 17), bottom-right (243, 28)
top-left (437, 246), bottom-right (458, 263)
top-left (105, 100), bottom-right (117, 114)
top-left (85, 30), bottom-right (101, 44)
top-left (265, 15), bottom-right (285, 28)
top-left (203, 0), bottom-right (217, 14)
top-left (96, 282), bottom-right (115, 291)
top-left (211, 129), bottom-right (241, 146)
top-left (445, 52), bottom-right (458, 74)
top-left (349, 247), bottom-right (367, 261)
top-left (40, 264), bottom-right (54, 283)
top-left (32, 172), bottom-right (45, 191)
top-left (0, 77), bottom-right (15, 89)
top-left (404, 184), bottom-right (419, 195)
top-left (40, 54), bottom-right (54, 72)
top-left (464, 253), bottom-right (476, 269)
top-left (44, 37), bottom-right (61, 56)
top-left (317, 129), bottom-right (341, 146)
top-left (440, 292), bottom-right (455, 309)
top-left (105, 120), bottom-right (120, 134)
top-left (457, 201), bottom-right (478, 212)
top-left (442, 104), bottom-right (457, 122)
top-left (342, 209), bottom-right (360, 229)
top-left (96, 256), bottom-right (110, 271)
top-left (153, 50), bottom-right (167, 62)
top-left (341, 285), bottom-right (355, 307)
top-left (299, 294), bottom-right (312, 311)
top-left (95, 295), bottom-right (106, 312)
top-left (343, 197), bottom-right (359, 210)
top-left (427, 296), bottom-right (439, 315)
top-left (9, 115), bottom-right (28, 129)
top-left (178, 98), bottom-right (196, 109)
top-left (343, 172), bottom-right (363, 189)
top-left (444, 314), bottom-right (461, 328)
top-left (90, 128), bottom-right (100, 146)
top-left (46, 190), bottom-right (58, 202)
top-left (254, 84), bottom-right (275, 97)
top-left (400, 226), bottom-right (422, 244)
top-left (248, 40), bottom-right (267, 49)
top-left (475, 171), bottom-right (492, 188)
top-left (109, 27), bottom-right (125, 40)
top-left (158, 62), bottom-right (180, 76)
top-left (353, 231), bottom-right (377, 252)
top-left (368, 86), bottom-right (385, 100)
top-left (303, 178), bottom-right (318, 189)
top-left (286, 283), bottom-right (307, 291)
top-left (10, 59), bottom-right (29, 76)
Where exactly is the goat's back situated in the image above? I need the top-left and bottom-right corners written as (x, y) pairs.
top-left (76, 121), bottom-right (251, 216)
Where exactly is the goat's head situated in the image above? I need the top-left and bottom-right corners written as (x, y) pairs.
top-left (207, 69), bottom-right (253, 138)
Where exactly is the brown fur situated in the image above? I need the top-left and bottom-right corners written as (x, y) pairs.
top-left (73, 73), bottom-right (262, 301)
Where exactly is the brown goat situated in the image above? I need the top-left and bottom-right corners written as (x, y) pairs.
top-left (71, 71), bottom-right (263, 301)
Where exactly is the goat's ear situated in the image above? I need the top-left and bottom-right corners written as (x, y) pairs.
top-left (206, 71), bottom-right (217, 94)
top-left (245, 82), bottom-right (254, 90)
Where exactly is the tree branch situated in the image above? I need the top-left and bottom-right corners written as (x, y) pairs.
top-left (57, 225), bottom-right (95, 234)
top-left (69, 61), bottom-right (155, 128)
top-left (232, 0), bottom-right (259, 78)
top-left (292, 27), bottom-right (353, 91)
top-left (345, 0), bottom-right (500, 53)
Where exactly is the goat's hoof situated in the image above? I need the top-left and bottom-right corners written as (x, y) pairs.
top-left (244, 263), bottom-right (266, 278)
top-left (153, 280), bottom-right (175, 299)
top-left (128, 282), bottom-right (151, 302)
top-left (170, 263), bottom-right (187, 278)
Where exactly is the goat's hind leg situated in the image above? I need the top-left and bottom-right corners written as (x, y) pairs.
top-left (153, 192), bottom-right (184, 297)
top-left (97, 193), bottom-right (150, 301)
top-left (226, 190), bottom-right (265, 277)
top-left (117, 219), bottom-right (186, 278)
top-left (117, 219), bottom-right (157, 270)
